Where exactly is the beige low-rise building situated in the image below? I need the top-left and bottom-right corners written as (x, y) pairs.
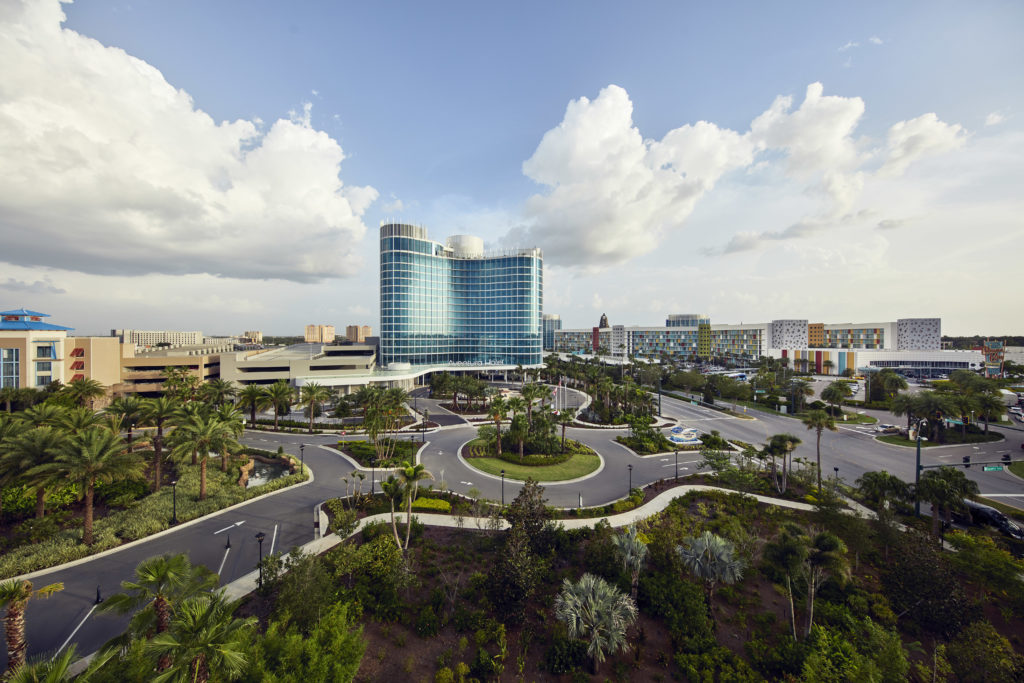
top-left (220, 343), bottom-right (377, 392)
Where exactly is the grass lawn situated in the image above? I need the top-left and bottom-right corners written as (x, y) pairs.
top-left (876, 432), bottom-right (1004, 448)
top-left (463, 451), bottom-right (601, 481)
top-left (835, 411), bottom-right (878, 425)
top-left (1009, 461), bottom-right (1024, 479)
top-left (876, 434), bottom-right (940, 448)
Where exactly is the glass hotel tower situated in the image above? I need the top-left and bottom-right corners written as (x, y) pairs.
top-left (379, 223), bottom-right (543, 367)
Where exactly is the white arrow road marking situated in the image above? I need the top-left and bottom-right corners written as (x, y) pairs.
top-left (214, 520), bottom-right (245, 535)
top-left (460, 481), bottom-right (473, 486)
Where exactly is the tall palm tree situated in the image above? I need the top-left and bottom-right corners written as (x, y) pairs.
top-left (520, 383), bottom-right (543, 426)
top-left (0, 579), bottom-right (63, 673)
top-left (379, 476), bottom-right (406, 549)
top-left (212, 404), bottom-right (244, 473)
top-left (677, 531), bottom-right (744, 623)
top-left (236, 385), bottom-right (270, 427)
top-left (882, 372), bottom-right (908, 400)
top-left (62, 377), bottom-right (106, 409)
top-left (913, 391), bottom-right (954, 442)
top-left (803, 531), bottom-right (850, 637)
top-left (397, 461), bottom-right (433, 550)
top-left (146, 593), bottom-right (254, 683)
top-left (612, 525), bottom-right (648, 602)
top-left (788, 378), bottom-right (814, 413)
top-left (139, 397), bottom-right (180, 491)
top-left (299, 382), bottom-right (332, 434)
top-left (802, 409), bottom-right (837, 491)
top-left (761, 523), bottom-right (806, 639)
top-left (854, 470), bottom-right (910, 511)
top-left (170, 413), bottom-right (235, 500)
top-left (556, 411), bottom-right (574, 453)
top-left (889, 392), bottom-right (917, 432)
top-left (2, 426), bottom-right (66, 518)
top-left (0, 386), bottom-right (18, 413)
top-left (0, 416), bottom-right (28, 518)
top-left (487, 395), bottom-right (507, 458)
top-left (104, 396), bottom-right (144, 451)
top-left (97, 554), bottom-right (218, 657)
top-left (820, 381), bottom-right (852, 417)
top-left (264, 381), bottom-right (295, 432)
top-left (976, 391), bottom-right (1005, 435)
top-left (37, 427), bottom-right (145, 545)
top-left (554, 573), bottom-right (637, 675)
top-left (198, 378), bottom-right (236, 407)
top-left (59, 406), bottom-right (105, 433)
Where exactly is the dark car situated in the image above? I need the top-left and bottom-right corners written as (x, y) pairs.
top-left (952, 500), bottom-right (1024, 540)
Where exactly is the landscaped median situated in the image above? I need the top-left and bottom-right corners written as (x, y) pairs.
top-left (461, 438), bottom-right (600, 481)
top-left (0, 448), bottom-right (308, 580)
top-left (875, 431), bottom-right (1004, 448)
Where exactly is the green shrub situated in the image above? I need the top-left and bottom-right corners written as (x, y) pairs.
top-left (416, 605), bottom-right (440, 637)
top-left (675, 647), bottom-right (761, 682)
top-left (542, 631), bottom-right (587, 674)
top-left (412, 497), bottom-right (452, 513)
top-left (434, 667), bottom-right (455, 683)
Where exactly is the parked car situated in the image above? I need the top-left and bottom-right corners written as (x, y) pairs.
top-left (952, 500), bottom-right (1024, 540)
top-left (874, 423), bottom-right (899, 434)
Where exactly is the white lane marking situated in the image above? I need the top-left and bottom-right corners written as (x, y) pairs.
top-left (979, 493), bottom-right (1024, 498)
top-left (54, 604), bottom-right (97, 658)
top-left (214, 520), bottom-right (245, 535)
top-left (460, 481), bottom-right (473, 486)
top-left (269, 523), bottom-right (279, 557)
top-left (217, 548), bottom-right (231, 577)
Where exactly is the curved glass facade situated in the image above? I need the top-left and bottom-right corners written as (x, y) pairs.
top-left (380, 223), bottom-right (543, 367)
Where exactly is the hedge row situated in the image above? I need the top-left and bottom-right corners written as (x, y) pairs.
top-left (411, 497), bottom-right (452, 513)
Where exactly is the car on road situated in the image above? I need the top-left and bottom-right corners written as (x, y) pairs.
top-left (874, 423), bottom-right (899, 434)
top-left (951, 500), bottom-right (1024, 541)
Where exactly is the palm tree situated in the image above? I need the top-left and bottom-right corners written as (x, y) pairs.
top-left (198, 378), bottom-right (236, 407)
top-left (264, 381), bottom-right (295, 432)
top-left (18, 403), bottom-right (67, 428)
top-left (299, 382), bottom-right (332, 434)
top-left (612, 525), bottom-right (648, 603)
top-left (677, 531), bottom-right (744, 623)
top-left (0, 417), bottom-right (29, 518)
top-left (556, 411), bottom-right (574, 453)
top-left (59, 406), bottom-right (105, 433)
top-left (2, 426), bottom-right (66, 519)
top-left (397, 461), bottom-right (433, 550)
top-left (913, 391), bottom-right (954, 442)
top-left (882, 372), bottom-right (908, 400)
top-left (854, 470), bottom-right (910, 511)
top-left (97, 553), bottom-right (218, 664)
top-left (379, 476), bottom-right (406, 549)
top-left (62, 377), bottom-right (106, 409)
top-left (976, 391), bottom-right (1005, 435)
top-left (236, 385), bottom-right (270, 427)
top-left (761, 523), bottom-right (806, 639)
top-left (0, 386), bottom-right (17, 413)
top-left (802, 410), bottom-right (837, 491)
top-left (803, 531), bottom-right (850, 637)
top-left (555, 573), bottom-right (637, 674)
top-left (787, 378), bottom-right (814, 414)
top-left (0, 579), bottom-right (63, 673)
top-left (139, 397), bottom-right (180, 491)
top-left (763, 433), bottom-right (802, 494)
top-left (820, 381), bottom-right (852, 417)
top-left (889, 392), bottom-right (917, 432)
top-left (917, 466), bottom-right (980, 537)
top-left (212, 404), bottom-right (244, 472)
top-left (104, 396), bottom-right (144, 451)
top-left (37, 428), bottom-right (145, 545)
top-left (146, 593), bottom-right (254, 683)
top-left (487, 395), bottom-right (507, 458)
top-left (170, 413), bottom-right (235, 500)
top-left (521, 383), bottom-right (543, 426)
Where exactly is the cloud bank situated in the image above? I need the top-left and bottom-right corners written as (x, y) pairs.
top-left (0, 0), bottom-right (377, 282)
top-left (516, 82), bottom-right (965, 266)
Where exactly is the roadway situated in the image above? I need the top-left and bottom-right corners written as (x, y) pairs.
top-left (7, 384), bottom-right (1024, 670)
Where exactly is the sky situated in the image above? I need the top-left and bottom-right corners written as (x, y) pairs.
top-left (1, 0), bottom-right (1022, 337)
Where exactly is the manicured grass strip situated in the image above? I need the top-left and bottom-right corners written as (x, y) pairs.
top-left (1008, 461), bottom-right (1024, 479)
top-left (876, 435), bottom-right (939, 447)
top-left (464, 452), bottom-right (600, 482)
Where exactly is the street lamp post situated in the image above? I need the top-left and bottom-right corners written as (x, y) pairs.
top-left (914, 418), bottom-right (928, 517)
top-left (628, 464), bottom-right (633, 495)
top-left (171, 479), bottom-right (179, 525)
top-left (300, 443), bottom-right (305, 471)
top-left (658, 376), bottom-right (662, 417)
top-left (674, 446), bottom-right (679, 482)
top-left (255, 531), bottom-right (266, 589)
top-left (500, 469), bottom-right (505, 507)
top-left (833, 466), bottom-right (839, 494)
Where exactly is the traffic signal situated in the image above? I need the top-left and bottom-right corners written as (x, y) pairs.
top-left (962, 455), bottom-right (971, 468)
top-left (1003, 453), bottom-right (1012, 463)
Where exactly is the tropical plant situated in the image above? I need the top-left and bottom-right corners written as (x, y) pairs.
top-left (162, 366), bottom-right (201, 403)
top-left (236, 385), bottom-right (270, 427)
top-left (140, 397), bottom-right (180, 491)
top-left (801, 410), bottom-right (836, 491)
top-left (59, 406), bottom-right (104, 433)
top-left (397, 461), bottom-right (433, 550)
top-left (554, 573), bottom-right (637, 675)
top-left (379, 475), bottom-right (406, 549)
top-left (264, 381), bottom-right (295, 432)
top-left (555, 411), bottom-right (574, 452)
top-left (298, 382), bottom-right (332, 434)
top-left (802, 530), bottom-right (851, 636)
top-left (788, 378), bottom-right (814, 413)
top-left (18, 403), bottom-right (66, 429)
top-left (62, 377), bottom-right (106, 408)
top-left (916, 466), bottom-right (980, 537)
top-left (169, 413), bottom-right (235, 501)
top-left (145, 592), bottom-right (254, 683)
top-left (36, 427), bottom-right (145, 545)
top-left (198, 378), bottom-right (236, 407)
top-left (212, 404), bottom-right (244, 472)
top-left (612, 525), bottom-right (648, 603)
top-left (676, 531), bottom-right (744, 623)
top-left (854, 470), bottom-right (910, 511)
top-left (1, 426), bottom-right (65, 518)
top-left (104, 396), bottom-right (144, 451)
top-left (762, 433), bottom-right (802, 494)
top-left (889, 392), bottom-right (917, 431)
top-left (975, 391), bottom-right (1005, 435)
top-left (820, 381), bottom-right (852, 416)
top-left (487, 395), bottom-right (507, 458)
top-left (0, 579), bottom-right (63, 673)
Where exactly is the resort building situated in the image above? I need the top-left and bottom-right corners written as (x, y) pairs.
top-left (111, 329), bottom-right (204, 349)
top-left (542, 314), bottom-right (562, 351)
top-left (1, 308), bottom-right (72, 389)
top-left (379, 223), bottom-right (542, 368)
top-left (304, 324), bottom-right (335, 344)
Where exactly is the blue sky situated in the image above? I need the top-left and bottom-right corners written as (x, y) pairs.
top-left (1, 0), bottom-right (1022, 335)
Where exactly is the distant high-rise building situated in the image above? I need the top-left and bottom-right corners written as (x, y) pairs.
top-left (541, 314), bottom-right (561, 351)
top-left (379, 223), bottom-right (542, 367)
top-left (242, 330), bottom-right (263, 343)
top-left (111, 329), bottom-right (203, 348)
top-left (304, 324), bottom-right (335, 343)
top-left (345, 325), bottom-right (372, 343)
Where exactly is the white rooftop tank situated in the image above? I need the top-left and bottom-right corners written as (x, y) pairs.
top-left (445, 234), bottom-right (484, 257)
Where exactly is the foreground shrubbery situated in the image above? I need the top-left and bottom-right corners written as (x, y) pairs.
top-left (337, 439), bottom-right (421, 467)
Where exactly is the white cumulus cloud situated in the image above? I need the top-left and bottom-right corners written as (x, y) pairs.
top-left (881, 113), bottom-right (965, 175)
top-left (0, 0), bottom-right (377, 282)
top-left (985, 112), bottom-right (1006, 126)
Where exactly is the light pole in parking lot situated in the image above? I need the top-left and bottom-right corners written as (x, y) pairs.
top-left (628, 464), bottom-right (633, 495)
top-left (914, 418), bottom-right (928, 516)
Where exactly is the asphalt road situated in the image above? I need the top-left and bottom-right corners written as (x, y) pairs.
top-left (7, 383), bottom-right (1023, 670)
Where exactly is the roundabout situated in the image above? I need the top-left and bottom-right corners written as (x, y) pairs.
top-left (459, 438), bottom-right (603, 482)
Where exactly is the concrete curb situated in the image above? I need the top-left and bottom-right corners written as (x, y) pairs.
top-left (872, 434), bottom-right (1006, 450)
top-left (8, 461), bottom-right (314, 582)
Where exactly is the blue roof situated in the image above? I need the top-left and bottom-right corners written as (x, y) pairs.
top-left (0, 308), bottom-right (73, 332)
top-left (0, 308), bottom-right (50, 317)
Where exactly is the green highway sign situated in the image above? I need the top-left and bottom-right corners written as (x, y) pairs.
top-left (983, 465), bottom-right (1004, 472)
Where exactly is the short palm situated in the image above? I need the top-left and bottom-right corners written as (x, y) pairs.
top-left (554, 573), bottom-right (637, 675)
top-left (147, 593), bottom-right (254, 683)
top-left (677, 531), bottom-right (744, 618)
